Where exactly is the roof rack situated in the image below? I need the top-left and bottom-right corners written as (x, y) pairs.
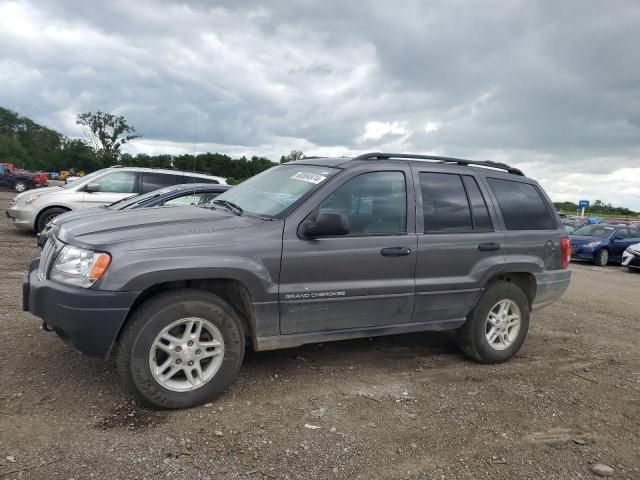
top-left (350, 152), bottom-right (524, 176)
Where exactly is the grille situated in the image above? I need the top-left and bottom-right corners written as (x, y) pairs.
top-left (37, 238), bottom-right (58, 281)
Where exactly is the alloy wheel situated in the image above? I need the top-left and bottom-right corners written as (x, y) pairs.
top-left (148, 317), bottom-right (225, 392)
top-left (485, 299), bottom-right (521, 351)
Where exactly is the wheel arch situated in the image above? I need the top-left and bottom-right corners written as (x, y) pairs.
top-left (115, 278), bottom-right (256, 353)
top-left (34, 205), bottom-right (71, 230)
top-left (481, 271), bottom-right (536, 311)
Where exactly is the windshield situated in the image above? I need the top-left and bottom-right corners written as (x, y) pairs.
top-left (62, 169), bottom-right (109, 189)
top-left (571, 224), bottom-right (615, 238)
top-left (211, 165), bottom-right (338, 217)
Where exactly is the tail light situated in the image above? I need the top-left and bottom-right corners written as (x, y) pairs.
top-left (560, 237), bottom-right (571, 269)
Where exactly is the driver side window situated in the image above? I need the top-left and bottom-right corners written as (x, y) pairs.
top-left (92, 171), bottom-right (137, 193)
top-left (319, 171), bottom-right (407, 235)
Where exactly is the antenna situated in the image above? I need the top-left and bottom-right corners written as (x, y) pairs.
top-left (193, 112), bottom-right (197, 198)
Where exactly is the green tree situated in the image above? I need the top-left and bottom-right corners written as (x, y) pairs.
top-left (280, 149), bottom-right (304, 163)
top-left (76, 111), bottom-right (141, 164)
top-left (0, 106), bottom-right (63, 170)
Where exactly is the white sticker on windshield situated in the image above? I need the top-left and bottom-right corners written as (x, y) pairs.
top-left (291, 172), bottom-right (327, 184)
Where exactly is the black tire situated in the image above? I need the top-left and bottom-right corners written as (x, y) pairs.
top-left (116, 289), bottom-right (245, 409)
top-left (456, 280), bottom-right (530, 364)
top-left (36, 207), bottom-right (68, 233)
top-left (594, 249), bottom-right (609, 267)
top-left (14, 181), bottom-right (28, 193)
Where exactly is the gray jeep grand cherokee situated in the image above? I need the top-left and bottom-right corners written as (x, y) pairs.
top-left (23, 153), bottom-right (572, 409)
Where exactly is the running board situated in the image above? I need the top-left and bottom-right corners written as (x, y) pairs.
top-left (253, 318), bottom-right (466, 351)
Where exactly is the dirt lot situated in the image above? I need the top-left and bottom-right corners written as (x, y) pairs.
top-left (0, 190), bottom-right (638, 480)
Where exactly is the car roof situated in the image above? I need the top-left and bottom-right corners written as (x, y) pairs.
top-left (292, 152), bottom-right (526, 177)
top-left (105, 166), bottom-right (226, 182)
top-left (292, 157), bottom-right (352, 168)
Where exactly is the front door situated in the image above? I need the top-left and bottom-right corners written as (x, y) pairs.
top-left (279, 166), bottom-right (417, 335)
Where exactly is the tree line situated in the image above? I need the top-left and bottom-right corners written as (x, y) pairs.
top-left (553, 201), bottom-right (636, 217)
top-left (3, 106), bottom-right (637, 212)
top-left (0, 107), bottom-right (306, 184)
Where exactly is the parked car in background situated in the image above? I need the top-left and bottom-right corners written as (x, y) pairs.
top-left (570, 224), bottom-right (640, 266)
top-left (622, 243), bottom-right (640, 271)
top-left (24, 152), bottom-right (571, 408)
top-left (38, 183), bottom-right (231, 247)
top-left (6, 166), bottom-right (226, 232)
top-left (0, 163), bottom-right (47, 192)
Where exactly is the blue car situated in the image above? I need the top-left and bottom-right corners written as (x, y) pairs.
top-left (38, 183), bottom-right (230, 247)
top-left (570, 224), bottom-right (640, 266)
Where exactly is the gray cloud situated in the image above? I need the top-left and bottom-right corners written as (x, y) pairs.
top-left (1, 0), bottom-right (639, 207)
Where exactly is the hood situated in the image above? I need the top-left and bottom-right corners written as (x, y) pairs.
top-left (12, 185), bottom-right (62, 203)
top-left (51, 207), bottom-right (107, 226)
top-left (628, 242), bottom-right (640, 253)
top-left (55, 206), bottom-right (266, 248)
top-left (570, 235), bottom-right (608, 245)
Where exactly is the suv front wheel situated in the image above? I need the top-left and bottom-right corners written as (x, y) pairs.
top-left (456, 280), bottom-right (530, 363)
top-left (117, 289), bottom-right (245, 409)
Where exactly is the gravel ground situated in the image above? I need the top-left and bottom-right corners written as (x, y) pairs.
top-left (0, 190), bottom-right (638, 479)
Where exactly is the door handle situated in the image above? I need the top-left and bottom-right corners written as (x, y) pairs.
top-left (380, 247), bottom-right (411, 257)
top-left (478, 242), bottom-right (501, 251)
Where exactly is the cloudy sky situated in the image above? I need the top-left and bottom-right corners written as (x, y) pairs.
top-left (1, 0), bottom-right (639, 208)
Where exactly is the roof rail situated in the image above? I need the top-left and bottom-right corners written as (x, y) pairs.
top-left (350, 152), bottom-right (524, 176)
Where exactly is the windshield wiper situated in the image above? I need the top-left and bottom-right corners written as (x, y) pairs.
top-left (212, 199), bottom-right (243, 216)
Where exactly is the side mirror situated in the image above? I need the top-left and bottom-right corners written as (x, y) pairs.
top-left (85, 183), bottom-right (99, 193)
top-left (614, 234), bottom-right (625, 241)
top-left (302, 212), bottom-right (350, 238)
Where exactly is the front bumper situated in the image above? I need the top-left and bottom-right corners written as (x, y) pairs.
top-left (570, 245), bottom-right (598, 261)
top-left (23, 259), bottom-right (140, 359)
top-left (622, 250), bottom-right (640, 269)
top-left (6, 204), bottom-right (36, 230)
top-left (532, 269), bottom-right (572, 310)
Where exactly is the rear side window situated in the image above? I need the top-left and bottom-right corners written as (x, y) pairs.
top-left (420, 173), bottom-right (471, 232)
top-left (487, 178), bottom-right (556, 230)
top-left (141, 173), bottom-right (180, 193)
top-left (462, 176), bottom-right (493, 230)
top-left (183, 175), bottom-right (219, 184)
top-left (419, 172), bottom-right (494, 233)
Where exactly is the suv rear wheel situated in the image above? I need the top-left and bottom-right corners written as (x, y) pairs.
top-left (116, 289), bottom-right (245, 409)
top-left (456, 280), bottom-right (529, 363)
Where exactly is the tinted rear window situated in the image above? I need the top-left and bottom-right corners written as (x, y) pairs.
top-left (183, 175), bottom-right (219, 184)
top-left (141, 173), bottom-right (180, 193)
top-left (420, 173), bottom-right (472, 232)
top-left (462, 175), bottom-right (493, 230)
top-left (487, 178), bottom-right (557, 230)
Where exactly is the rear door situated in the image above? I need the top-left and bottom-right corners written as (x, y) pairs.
top-left (412, 168), bottom-right (505, 324)
top-left (279, 164), bottom-right (417, 334)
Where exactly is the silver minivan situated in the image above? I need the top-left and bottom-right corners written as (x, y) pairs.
top-left (6, 166), bottom-right (226, 232)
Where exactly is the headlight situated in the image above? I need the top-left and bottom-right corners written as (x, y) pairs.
top-left (50, 245), bottom-right (111, 288)
top-left (17, 193), bottom-right (40, 205)
top-left (584, 241), bottom-right (602, 248)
